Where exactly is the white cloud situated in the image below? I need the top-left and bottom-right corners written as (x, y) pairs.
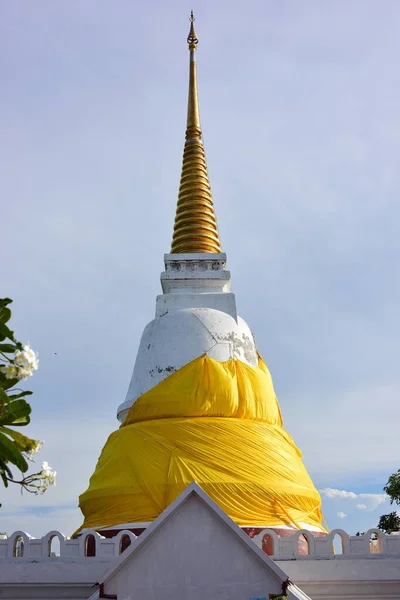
top-left (358, 494), bottom-right (387, 509)
top-left (319, 488), bottom-right (387, 511)
top-left (337, 512), bottom-right (347, 518)
top-left (320, 488), bottom-right (357, 499)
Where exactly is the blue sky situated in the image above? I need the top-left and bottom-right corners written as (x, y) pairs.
top-left (1, 0), bottom-right (400, 537)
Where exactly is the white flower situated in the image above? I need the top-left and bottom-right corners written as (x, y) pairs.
top-left (0, 364), bottom-right (18, 379)
top-left (47, 470), bottom-right (57, 486)
top-left (16, 366), bottom-right (33, 381)
top-left (14, 344), bottom-right (39, 371)
top-left (26, 440), bottom-right (44, 461)
top-left (14, 352), bottom-right (26, 367)
top-left (35, 461), bottom-right (57, 493)
top-left (35, 440), bottom-right (44, 452)
top-left (41, 461), bottom-right (50, 473)
top-left (0, 344), bottom-right (39, 382)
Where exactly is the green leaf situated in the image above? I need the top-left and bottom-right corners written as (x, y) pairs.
top-left (7, 391), bottom-right (33, 401)
top-left (0, 323), bottom-right (16, 343)
top-left (0, 427), bottom-right (36, 452)
top-left (0, 458), bottom-right (12, 487)
top-left (0, 307), bottom-right (11, 326)
top-left (6, 415), bottom-right (31, 427)
top-left (0, 300), bottom-right (12, 328)
top-left (0, 458), bottom-right (13, 475)
top-left (0, 387), bottom-right (10, 403)
top-left (0, 431), bottom-right (28, 472)
top-left (0, 388), bottom-right (33, 409)
top-left (0, 344), bottom-right (17, 354)
top-left (9, 399), bottom-right (32, 415)
top-left (0, 373), bottom-right (19, 391)
top-left (0, 299), bottom-right (12, 309)
top-left (1, 399), bottom-right (32, 426)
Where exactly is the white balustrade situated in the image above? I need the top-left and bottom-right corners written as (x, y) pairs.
top-left (0, 528), bottom-right (398, 562)
top-left (251, 528), bottom-right (400, 560)
top-left (0, 529), bottom-right (137, 562)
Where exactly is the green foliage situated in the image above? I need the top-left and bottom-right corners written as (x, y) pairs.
top-left (376, 469), bottom-right (400, 534)
top-left (383, 469), bottom-right (400, 505)
top-left (378, 512), bottom-right (400, 534)
top-left (0, 298), bottom-right (18, 343)
top-left (0, 298), bottom-right (38, 497)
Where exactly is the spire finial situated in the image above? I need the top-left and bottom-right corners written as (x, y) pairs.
top-left (170, 14), bottom-right (222, 254)
top-left (187, 10), bottom-right (198, 50)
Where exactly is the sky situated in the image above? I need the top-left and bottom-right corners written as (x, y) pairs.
top-left (1, 0), bottom-right (400, 538)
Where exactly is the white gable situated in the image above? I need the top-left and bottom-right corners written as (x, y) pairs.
top-left (288, 583), bottom-right (314, 599)
top-left (101, 484), bottom-right (302, 600)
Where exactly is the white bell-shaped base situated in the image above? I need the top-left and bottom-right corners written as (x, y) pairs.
top-left (117, 307), bottom-right (258, 422)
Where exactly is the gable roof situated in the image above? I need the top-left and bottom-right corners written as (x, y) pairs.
top-left (288, 583), bottom-right (314, 599)
top-left (100, 482), bottom-right (291, 586)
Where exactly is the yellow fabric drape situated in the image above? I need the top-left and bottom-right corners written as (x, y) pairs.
top-left (78, 355), bottom-right (325, 533)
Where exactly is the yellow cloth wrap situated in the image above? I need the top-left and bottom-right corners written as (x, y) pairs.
top-left (78, 355), bottom-right (325, 533)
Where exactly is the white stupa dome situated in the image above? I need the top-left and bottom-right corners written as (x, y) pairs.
top-left (117, 307), bottom-right (258, 421)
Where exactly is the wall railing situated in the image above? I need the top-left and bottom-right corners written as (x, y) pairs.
top-left (0, 528), bottom-right (399, 562)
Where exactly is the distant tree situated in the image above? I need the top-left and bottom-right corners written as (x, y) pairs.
top-left (355, 531), bottom-right (378, 541)
top-left (377, 469), bottom-right (400, 534)
top-left (384, 469), bottom-right (400, 505)
top-left (0, 298), bottom-right (56, 506)
top-left (378, 512), bottom-right (400, 534)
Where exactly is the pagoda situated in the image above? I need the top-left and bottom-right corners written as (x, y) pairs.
top-left (77, 13), bottom-right (326, 544)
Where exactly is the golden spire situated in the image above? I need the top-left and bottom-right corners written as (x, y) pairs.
top-left (170, 11), bottom-right (222, 254)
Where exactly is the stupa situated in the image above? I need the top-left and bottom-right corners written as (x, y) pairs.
top-left (77, 13), bottom-right (326, 544)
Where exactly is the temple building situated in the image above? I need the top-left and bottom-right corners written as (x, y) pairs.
top-left (1, 14), bottom-right (399, 600)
